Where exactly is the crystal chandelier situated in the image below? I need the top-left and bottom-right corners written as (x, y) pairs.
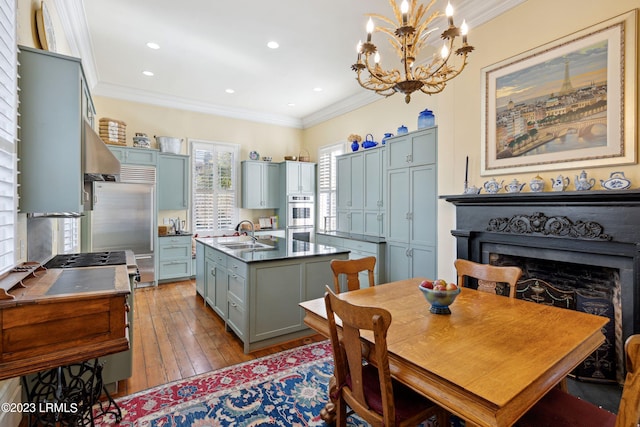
top-left (352, 0), bottom-right (474, 103)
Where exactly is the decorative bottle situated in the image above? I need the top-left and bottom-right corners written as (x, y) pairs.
top-left (418, 109), bottom-right (435, 129)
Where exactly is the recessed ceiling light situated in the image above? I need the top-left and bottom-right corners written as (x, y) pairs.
top-left (313, 87), bottom-right (323, 92)
top-left (142, 70), bottom-right (154, 76)
top-left (146, 42), bottom-right (160, 50)
top-left (225, 88), bottom-right (235, 94)
top-left (287, 103), bottom-right (295, 107)
top-left (267, 41), bottom-right (279, 49)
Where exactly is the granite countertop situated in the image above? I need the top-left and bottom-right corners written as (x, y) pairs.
top-left (196, 236), bottom-right (350, 263)
top-left (316, 230), bottom-right (386, 244)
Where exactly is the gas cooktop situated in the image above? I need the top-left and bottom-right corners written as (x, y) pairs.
top-left (44, 251), bottom-right (127, 269)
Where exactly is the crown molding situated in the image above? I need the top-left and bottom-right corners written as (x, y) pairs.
top-left (52, 0), bottom-right (99, 89)
top-left (93, 82), bottom-right (304, 129)
top-left (301, 91), bottom-right (381, 129)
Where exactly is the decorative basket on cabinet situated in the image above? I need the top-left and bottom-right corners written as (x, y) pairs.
top-left (298, 148), bottom-right (310, 162)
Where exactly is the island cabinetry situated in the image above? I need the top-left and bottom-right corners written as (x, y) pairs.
top-left (241, 161), bottom-right (280, 208)
top-left (195, 241), bottom-right (205, 297)
top-left (108, 146), bottom-right (158, 166)
top-left (385, 127), bottom-right (437, 282)
top-left (336, 148), bottom-right (385, 236)
top-left (158, 153), bottom-right (190, 210)
top-left (158, 235), bottom-right (192, 282)
top-left (195, 237), bottom-right (348, 353)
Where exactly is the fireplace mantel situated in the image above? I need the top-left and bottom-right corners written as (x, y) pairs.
top-left (443, 189), bottom-right (640, 206)
top-left (443, 189), bottom-right (640, 382)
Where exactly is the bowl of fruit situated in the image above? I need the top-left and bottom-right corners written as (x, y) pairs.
top-left (418, 279), bottom-right (461, 314)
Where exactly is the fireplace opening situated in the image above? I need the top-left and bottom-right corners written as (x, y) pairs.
top-left (490, 253), bottom-right (620, 384)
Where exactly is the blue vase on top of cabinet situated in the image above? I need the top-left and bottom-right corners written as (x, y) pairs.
top-left (418, 108), bottom-right (435, 129)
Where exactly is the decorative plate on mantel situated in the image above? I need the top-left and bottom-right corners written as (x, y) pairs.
top-left (36, 1), bottom-right (56, 52)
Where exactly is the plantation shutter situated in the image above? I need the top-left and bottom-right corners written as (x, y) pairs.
top-left (317, 143), bottom-right (344, 232)
top-left (191, 140), bottom-right (239, 236)
top-left (0, 0), bottom-right (17, 272)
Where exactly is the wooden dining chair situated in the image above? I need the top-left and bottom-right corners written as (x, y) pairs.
top-left (330, 256), bottom-right (376, 293)
top-left (454, 259), bottom-right (523, 298)
top-left (516, 334), bottom-right (640, 427)
top-left (323, 286), bottom-right (446, 427)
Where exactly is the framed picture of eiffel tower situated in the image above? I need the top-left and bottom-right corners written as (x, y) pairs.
top-left (481, 10), bottom-right (636, 176)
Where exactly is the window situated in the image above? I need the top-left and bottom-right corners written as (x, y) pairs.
top-left (317, 142), bottom-right (344, 232)
top-left (58, 218), bottom-right (79, 254)
top-left (191, 140), bottom-right (239, 236)
top-left (0, 0), bottom-right (17, 273)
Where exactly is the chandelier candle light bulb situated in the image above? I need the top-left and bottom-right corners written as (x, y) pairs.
top-left (352, 0), bottom-right (474, 103)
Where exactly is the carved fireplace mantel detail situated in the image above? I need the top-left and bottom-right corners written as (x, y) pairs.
top-left (487, 212), bottom-right (611, 241)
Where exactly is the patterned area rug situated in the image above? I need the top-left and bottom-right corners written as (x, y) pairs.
top-left (93, 341), bottom-right (368, 426)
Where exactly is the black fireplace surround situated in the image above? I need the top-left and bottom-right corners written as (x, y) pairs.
top-left (443, 190), bottom-right (640, 383)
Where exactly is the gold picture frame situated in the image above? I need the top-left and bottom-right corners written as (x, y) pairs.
top-left (35, 1), bottom-right (56, 52)
top-left (481, 10), bottom-right (637, 176)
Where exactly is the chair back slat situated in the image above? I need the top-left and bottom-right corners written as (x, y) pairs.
top-left (455, 259), bottom-right (522, 298)
top-left (331, 256), bottom-right (376, 293)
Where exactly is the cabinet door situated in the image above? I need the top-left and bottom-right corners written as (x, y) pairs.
top-left (348, 211), bottom-right (364, 234)
top-left (158, 154), bottom-right (189, 210)
top-left (387, 135), bottom-right (412, 170)
top-left (205, 258), bottom-right (216, 308)
top-left (241, 161), bottom-right (263, 208)
top-left (410, 245), bottom-right (436, 280)
top-left (299, 162), bottom-right (316, 194)
top-left (125, 148), bottom-right (158, 165)
top-left (363, 211), bottom-right (383, 236)
top-left (349, 155), bottom-right (364, 210)
top-left (363, 149), bottom-right (382, 211)
top-left (263, 163), bottom-right (280, 208)
top-left (386, 168), bottom-right (410, 242)
top-left (286, 162), bottom-right (300, 194)
top-left (336, 156), bottom-right (352, 209)
top-left (410, 165), bottom-right (437, 247)
top-left (336, 210), bottom-right (350, 233)
top-left (213, 264), bottom-right (228, 318)
top-left (195, 243), bottom-right (205, 297)
top-left (386, 242), bottom-right (410, 283)
top-left (411, 128), bottom-right (437, 166)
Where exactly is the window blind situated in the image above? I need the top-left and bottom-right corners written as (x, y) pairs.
top-left (317, 142), bottom-right (344, 232)
top-left (191, 140), bottom-right (239, 236)
top-left (0, 0), bottom-right (16, 273)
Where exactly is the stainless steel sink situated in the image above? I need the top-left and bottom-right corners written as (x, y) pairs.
top-left (220, 241), bottom-right (272, 250)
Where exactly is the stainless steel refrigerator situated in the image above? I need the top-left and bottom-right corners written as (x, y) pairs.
top-left (87, 166), bottom-right (156, 285)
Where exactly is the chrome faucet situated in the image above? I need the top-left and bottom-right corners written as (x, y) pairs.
top-left (236, 220), bottom-right (257, 242)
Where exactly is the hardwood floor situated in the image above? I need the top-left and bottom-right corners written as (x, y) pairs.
top-left (112, 279), bottom-right (325, 398)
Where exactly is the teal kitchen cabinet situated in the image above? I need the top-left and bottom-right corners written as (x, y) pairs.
top-left (241, 160), bottom-right (280, 208)
top-left (385, 128), bottom-right (437, 282)
top-left (203, 246), bottom-right (228, 319)
top-left (386, 127), bottom-right (437, 170)
top-left (158, 235), bottom-right (192, 281)
top-left (108, 146), bottom-right (158, 166)
top-left (17, 46), bottom-right (95, 213)
top-left (336, 147), bottom-right (385, 236)
top-left (282, 161), bottom-right (315, 195)
top-left (158, 153), bottom-right (190, 210)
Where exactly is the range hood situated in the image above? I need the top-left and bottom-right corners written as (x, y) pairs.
top-left (83, 120), bottom-right (121, 177)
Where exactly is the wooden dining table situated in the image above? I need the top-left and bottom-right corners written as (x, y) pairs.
top-left (299, 278), bottom-right (609, 427)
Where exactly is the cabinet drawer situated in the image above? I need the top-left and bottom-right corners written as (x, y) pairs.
top-left (159, 242), bottom-right (191, 261)
top-left (227, 257), bottom-right (248, 278)
top-left (159, 260), bottom-right (191, 279)
top-left (228, 272), bottom-right (245, 304)
top-left (342, 238), bottom-right (377, 254)
top-left (227, 293), bottom-right (245, 339)
top-left (206, 247), bottom-right (227, 267)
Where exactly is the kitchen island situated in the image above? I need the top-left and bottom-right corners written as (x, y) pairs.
top-left (196, 236), bottom-right (349, 353)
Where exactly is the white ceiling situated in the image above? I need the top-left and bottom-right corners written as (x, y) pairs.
top-left (58, 0), bottom-right (525, 128)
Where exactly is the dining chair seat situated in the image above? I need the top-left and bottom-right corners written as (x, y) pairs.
top-left (517, 334), bottom-right (640, 427)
